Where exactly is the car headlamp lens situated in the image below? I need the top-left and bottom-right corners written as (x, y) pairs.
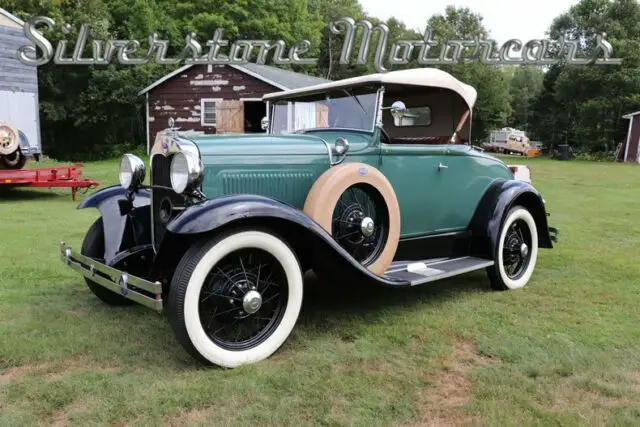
top-left (119, 154), bottom-right (145, 190)
top-left (170, 151), bottom-right (202, 194)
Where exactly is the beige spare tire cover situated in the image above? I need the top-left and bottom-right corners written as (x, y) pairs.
top-left (0, 122), bottom-right (19, 156)
top-left (303, 162), bottom-right (401, 276)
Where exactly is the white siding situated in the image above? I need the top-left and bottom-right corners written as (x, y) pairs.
top-left (0, 90), bottom-right (40, 151)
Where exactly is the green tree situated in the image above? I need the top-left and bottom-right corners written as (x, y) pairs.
top-left (425, 6), bottom-right (512, 141)
top-left (531, 0), bottom-right (640, 153)
top-left (507, 66), bottom-right (544, 135)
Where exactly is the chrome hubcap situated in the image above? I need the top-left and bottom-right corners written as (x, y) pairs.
top-left (242, 290), bottom-right (262, 314)
top-left (520, 243), bottom-right (529, 258)
top-left (360, 217), bottom-right (375, 237)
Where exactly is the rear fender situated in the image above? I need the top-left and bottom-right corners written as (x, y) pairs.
top-left (149, 194), bottom-right (408, 287)
top-left (78, 185), bottom-right (151, 263)
top-left (469, 179), bottom-right (554, 259)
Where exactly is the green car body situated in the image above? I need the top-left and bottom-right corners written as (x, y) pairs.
top-left (193, 129), bottom-right (512, 238)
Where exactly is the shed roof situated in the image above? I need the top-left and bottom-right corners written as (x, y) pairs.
top-left (622, 111), bottom-right (640, 119)
top-left (138, 63), bottom-right (330, 95)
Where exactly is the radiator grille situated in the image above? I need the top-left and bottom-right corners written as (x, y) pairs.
top-left (151, 153), bottom-right (185, 247)
top-left (221, 171), bottom-right (315, 207)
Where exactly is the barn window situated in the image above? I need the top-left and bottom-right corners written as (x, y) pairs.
top-left (201, 98), bottom-right (222, 126)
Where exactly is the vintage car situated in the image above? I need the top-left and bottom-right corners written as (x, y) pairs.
top-left (59, 68), bottom-right (558, 368)
top-left (503, 134), bottom-right (541, 157)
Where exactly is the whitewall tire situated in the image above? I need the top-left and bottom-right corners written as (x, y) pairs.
top-left (487, 206), bottom-right (538, 290)
top-left (168, 229), bottom-right (303, 368)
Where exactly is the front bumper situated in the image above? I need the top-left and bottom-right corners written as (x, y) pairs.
top-left (59, 242), bottom-right (163, 312)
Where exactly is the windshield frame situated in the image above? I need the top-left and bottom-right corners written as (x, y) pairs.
top-left (267, 87), bottom-right (383, 134)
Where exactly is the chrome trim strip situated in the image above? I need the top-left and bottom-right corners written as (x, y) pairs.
top-left (319, 137), bottom-right (335, 166)
top-left (60, 242), bottom-right (163, 312)
top-left (376, 86), bottom-right (385, 128)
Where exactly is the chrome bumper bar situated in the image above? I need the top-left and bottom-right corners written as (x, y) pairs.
top-left (59, 242), bottom-right (163, 312)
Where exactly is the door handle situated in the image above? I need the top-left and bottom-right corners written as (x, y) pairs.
top-left (437, 163), bottom-right (448, 171)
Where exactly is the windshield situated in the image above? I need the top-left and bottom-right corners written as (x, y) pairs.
top-left (270, 91), bottom-right (378, 134)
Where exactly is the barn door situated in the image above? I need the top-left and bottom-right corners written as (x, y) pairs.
top-left (217, 100), bottom-right (245, 133)
top-left (316, 103), bottom-right (329, 128)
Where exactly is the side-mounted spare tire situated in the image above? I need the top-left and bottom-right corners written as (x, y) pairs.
top-left (303, 162), bottom-right (401, 276)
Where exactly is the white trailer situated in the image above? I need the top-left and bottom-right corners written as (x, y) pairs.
top-left (0, 8), bottom-right (41, 169)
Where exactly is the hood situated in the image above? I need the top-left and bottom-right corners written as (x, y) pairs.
top-left (188, 133), bottom-right (330, 158)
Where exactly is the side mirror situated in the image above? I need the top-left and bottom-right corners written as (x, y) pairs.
top-left (260, 116), bottom-right (269, 131)
top-left (390, 101), bottom-right (407, 119)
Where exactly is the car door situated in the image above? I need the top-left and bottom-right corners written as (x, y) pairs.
top-left (438, 144), bottom-right (511, 230)
top-left (378, 141), bottom-right (451, 238)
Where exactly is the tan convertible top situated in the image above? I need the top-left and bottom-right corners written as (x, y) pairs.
top-left (262, 68), bottom-right (478, 110)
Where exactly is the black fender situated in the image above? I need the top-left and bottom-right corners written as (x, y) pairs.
top-left (149, 194), bottom-right (410, 287)
top-left (469, 178), bottom-right (554, 259)
top-left (78, 185), bottom-right (152, 263)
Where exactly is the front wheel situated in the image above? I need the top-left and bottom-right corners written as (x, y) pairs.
top-left (486, 206), bottom-right (539, 290)
top-left (81, 218), bottom-right (134, 306)
top-left (168, 229), bottom-right (303, 368)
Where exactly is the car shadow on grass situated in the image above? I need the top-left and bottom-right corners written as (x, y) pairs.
top-left (48, 269), bottom-right (493, 371)
top-left (296, 270), bottom-right (491, 328)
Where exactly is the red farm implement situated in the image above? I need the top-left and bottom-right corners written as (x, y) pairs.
top-left (0, 163), bottom-right (99, 200)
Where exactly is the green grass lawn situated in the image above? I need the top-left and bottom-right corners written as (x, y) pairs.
top-left (1, 156), bottom-right (640, 426)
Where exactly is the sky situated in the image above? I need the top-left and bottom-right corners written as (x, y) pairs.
top-left (358, 0), bottom-right (579, 45)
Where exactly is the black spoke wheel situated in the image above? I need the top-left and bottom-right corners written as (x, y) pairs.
top-left (501, 219), bottom-right (532, 280)
top-left (198, 248), bottom-right (288, 351)
top-left (331, 184), bottom-right (389, 266)
top-left (487, 205), bottom-right (539, 291)
top-left (168, 229), bottom-right (304, 368)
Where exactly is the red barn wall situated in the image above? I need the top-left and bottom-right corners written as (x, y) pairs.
top-left (147, 64), bottom-right (279, 151)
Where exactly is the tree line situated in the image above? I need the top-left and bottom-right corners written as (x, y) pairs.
top-left (5, 0), bottom-right (640, 160)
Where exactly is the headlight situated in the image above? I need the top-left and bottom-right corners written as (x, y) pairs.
top-left (119, 154), bottom-right (146, 190)
top-left (170, 151), bottom-right (202, 194)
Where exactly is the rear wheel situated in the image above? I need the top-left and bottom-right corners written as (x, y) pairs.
top-left (168, 229), bottom-right (303, 368)
top-left (81, 218), bottom-right (134, 306)
top-left (486, 206), bottom-right (539, 290)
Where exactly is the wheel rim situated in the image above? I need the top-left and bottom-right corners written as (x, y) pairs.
top-left (502, 219), bottom-right (533, 280)
top-left (198, 248), bottom-right (288, 351)
top-left (331, 184), bottom-right (389, 266)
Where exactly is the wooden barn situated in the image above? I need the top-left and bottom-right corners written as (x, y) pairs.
top-left (139, 63), bottom-right (329, 152)
top-left (618, 111), bottom-right (640, 163)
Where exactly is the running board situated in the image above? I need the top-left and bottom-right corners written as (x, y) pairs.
top-left (383, 256), bottom-right (494, 286)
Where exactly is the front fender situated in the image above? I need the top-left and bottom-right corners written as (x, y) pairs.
top-left (78, 185), bottom-right (151, 263)
top-left (469, 179), bottom-right (554, 259)
top-left (153, 194), bottom-right (408, 287)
